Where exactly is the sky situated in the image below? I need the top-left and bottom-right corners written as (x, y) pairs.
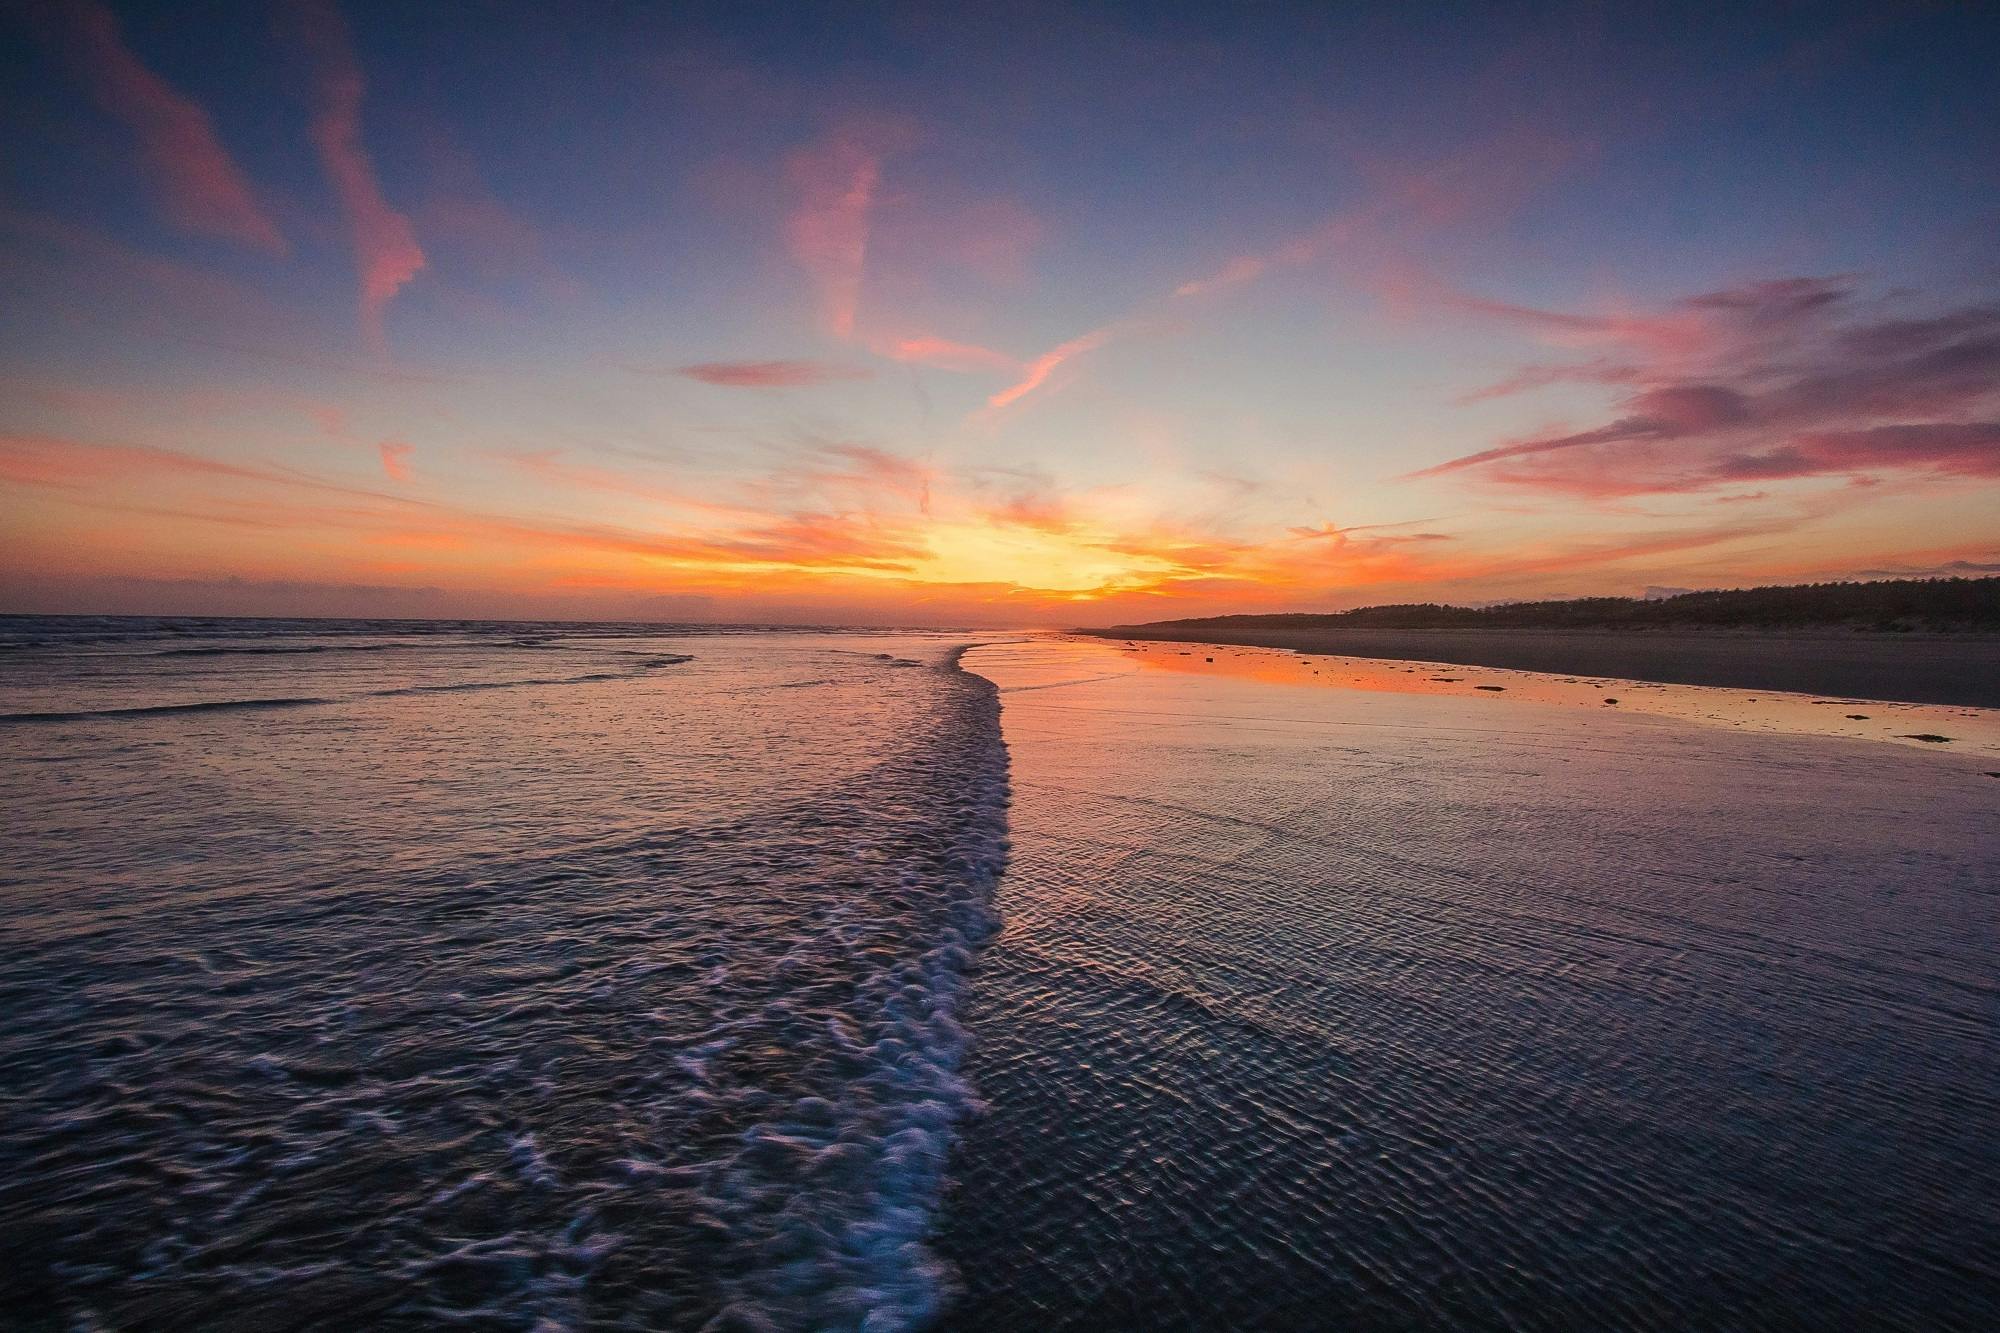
top-left (2, 0), bottom-right (1997, 626)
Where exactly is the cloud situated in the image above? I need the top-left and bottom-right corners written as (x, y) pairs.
top-left (784, 126), bottom-right (903, 339)
top-left (1454, 358), bottom-right (1642, 405)
top-left (1717, 423), bottom-right (2000, 482)
top-left (1851, 558), bottom-right (2000, 578)
top-left (378, 440), bottom-right (413, 480)
top-left (290, 0), bottom-right (426, 352)
top-left (1, 432), bottom-right (268, 489)
top-left (675, 359), bottom-right (872, 388)
top-left (41, 0), bottom-right (286, 254)
top-left (988, 322), bottom-right (1126, 411)
top-left (977, 129), bottom-right (1588, 415)
top-left (1416, 384), bottom-right (1753, 478)
top-left (882, 336), bottom-right (1021, 375)
top-left (1419, 278), bottom-right (2000, 497)
top-left (1171, 130), bottom-right (1585, 304)
top-left (1174, 255), bottom-right (1270, 300)
top-left (1289, 522), bottom-right (1455, 547)
top-left (787, 442), bottom-right (933, 514)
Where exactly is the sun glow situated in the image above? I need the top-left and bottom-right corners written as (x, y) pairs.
top-left (911, 520), bottom-right (1188, 594)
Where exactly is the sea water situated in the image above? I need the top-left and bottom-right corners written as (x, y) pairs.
top-left (0, 618), bottom-right (1006, 1330)
top-left (4, 619), bottom-right (1997, 1330)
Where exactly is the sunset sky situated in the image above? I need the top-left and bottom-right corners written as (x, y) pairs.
top-left (3, 0), bottom-right (1997, 625)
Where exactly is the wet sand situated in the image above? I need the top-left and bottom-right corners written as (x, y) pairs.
top-left (944, 636), bottom-right (2000, 1330)
top-left (1083, 626), bottom-right (2000, 709)
top-left (1095, 637), bottom-right (2000, 761)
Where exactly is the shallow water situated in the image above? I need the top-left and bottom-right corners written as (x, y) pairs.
top-left (0, 618), bottom-right (1006, 1330)
top-left (4, 619), bottom-right (1996, 1330)
top-left (942, 638), bottom-right (2000, 1330)
top-left (1107, 636), bottom-right (2000, 759)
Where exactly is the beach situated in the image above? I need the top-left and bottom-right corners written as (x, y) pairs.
top-left (944, 636), bottom-right (2000, 1329)
top-left (3, 618), bottom-right (1997, 1329)
top-left (1085, 625), bottom-right (2000, 709)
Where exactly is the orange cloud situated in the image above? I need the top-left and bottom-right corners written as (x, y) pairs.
top-left (1, 433), bottom-right (277, 489)
top-left (291, 0), bottom-right (426, 352)
top-left (988, 323), bottom-right (1125, 410)
top-left (378, 441), bottom-right (413, 480)
top-left (12, 419), bottom-right (1946, 626)
top-left (43, 0), bottom-right (286, 254)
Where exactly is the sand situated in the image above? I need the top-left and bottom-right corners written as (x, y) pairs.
top-left (943, 636), bottom-right (2000, 1328)
top-left (1084, 625), bottom-right (2000, 708)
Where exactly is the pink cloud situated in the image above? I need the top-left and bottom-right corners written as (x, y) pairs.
top-left (1453, 358), bottom-right (1643, 405)
top-left (1420, 279), bottom-right (2000, 498)
top-left (675, 359), bottom-right (873, 388)
top-left (1719, 423), bottom-right (2000, 483)
top-left (869, 193), bottom-right (1044, 290)
top-left (781, 442), bottom-right (933, 514)
top-left (290, 0), bottom-right (426, 352)
top-left (784, 133), bottom-right (884, 339)
top-left (882, 335), bottom-right (1021, 375)
top-left (1446, 276), bottom-right (1853, 373)
top-left (44, 0), bottom-right (286, 254)
top-left (378, 441), bottom-right (413, 481)
top-left (988, 323), bottom-right (1125, 411)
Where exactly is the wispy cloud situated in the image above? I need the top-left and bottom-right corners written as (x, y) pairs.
top-left (41, 0), bottom-right (286, 254)
top-left (784, 128), bottom-right (891, 339)
top-left (1417, 277), bottom-right (2000, 497)
top-left (881, 336), bottom-right (1021, 375)
top-left (378, 440), bottom-right (413, 480)
top-left (987, 322), bottom-right (1128, 411)
top-left (1171, 130), bottom-right (1584, 304)
top-left (982, 131), bottom-right (1586, 415)
top-left (675, 359), bottom-right (872, 388)
top-left (290, 0), bottom-right (426, 352)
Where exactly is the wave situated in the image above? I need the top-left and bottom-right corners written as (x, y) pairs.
top-left (151, 643), bottom-right (422, 657)
top-left (692, 649), bottom-right (1011, 1332)
top-left (0, 696), bottom-right (331, 723)
top-left (365, 656), bottom-right (694, 698)
top-left (1, 656), bottom-right (696, 725)
top-left (0, 641), bottom-right (1009, 1330)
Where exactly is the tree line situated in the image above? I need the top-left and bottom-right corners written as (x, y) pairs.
top-left (1128, 576), bottom-right (2000, 632)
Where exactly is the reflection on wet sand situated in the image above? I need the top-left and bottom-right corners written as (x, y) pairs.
top-left (1095, 636), bottom-right (2000, 761)
top-left (942, 635), bottom-right (2000, 1330)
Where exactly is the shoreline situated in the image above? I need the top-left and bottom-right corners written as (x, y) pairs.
top-left (1081, 625), bottom-right (2000, 709)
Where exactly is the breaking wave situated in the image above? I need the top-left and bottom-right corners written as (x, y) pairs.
top-left (0, 655), bottom-right (695, 724)
top-left (0, 628), bottom-right (1009, 1330)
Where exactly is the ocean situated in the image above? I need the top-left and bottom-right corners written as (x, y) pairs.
top-left (2, 618), bottom-right (1996, 1330)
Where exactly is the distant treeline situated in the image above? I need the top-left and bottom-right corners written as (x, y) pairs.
top-left (1121, 577), bottom-right (2000, 632)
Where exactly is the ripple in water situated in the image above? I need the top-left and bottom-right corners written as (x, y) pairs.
top-left (0, 621), bottom-right (1008, 1330)
top-left (941, 638), bottom-right (2000, 1332)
